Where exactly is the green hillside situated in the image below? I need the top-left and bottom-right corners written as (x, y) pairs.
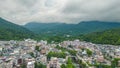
top-left (81, 28), bottom-right (120, 45)
top-left (0, 18), bottom-right (35, 40)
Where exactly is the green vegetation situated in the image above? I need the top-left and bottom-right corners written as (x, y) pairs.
top-left (61, 64), bottom-right (66, 68)
top-left (35, 35), bottom-right (77, 43)
top-left (111, 58), bottom-right (120, 67)
top-left (34, 27), bottom-right (120, 45)
top-left (0, 18), bottom-right (35, 40)
top-left (78, 59), bottom-right (87, 68)
top-left (24, 21), bottom-right (120, 44)
top-left (94, 64), bottom-right (112, 68)
top-left (29, 52), bottom-right (34, 57)
top-left (86, 49), bottom-right (92, 56)
top-left (61, 57), bottom-right (75, 68)
top-left (88, 63), bottom-right (112, 68)
top-left (35, 62), bottom-right (46, 68)
top-left (35, 46), bottom-right (40, 51)
top-left (68, 50), bottom-right (77, 56)
top-left (1, 17), bottom-right (120, 46)
top-left (66, 58), bottom-right (75, 68)
top-left (47, 51), bottom-right (67, 59)
top-left (56, 45), bottom-right (68, 51)
top-left (25, 21), bottom-right (120, 36)
top-left (80, 28), bottom-right (120, 45)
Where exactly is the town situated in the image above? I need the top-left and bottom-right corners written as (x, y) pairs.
top-left (0, 39), bottom-right (120, 68)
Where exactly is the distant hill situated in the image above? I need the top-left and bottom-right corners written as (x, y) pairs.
top-left (80, 28), bottom-right (120, 45)
top-left (24, 21), bottom-right (120, 36)
top-left (0, 18), bottom-right (35, 40)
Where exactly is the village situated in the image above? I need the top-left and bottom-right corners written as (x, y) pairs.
top-left (0, 39), bottom-right (120, 68)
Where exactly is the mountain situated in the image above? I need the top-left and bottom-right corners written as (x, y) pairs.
top-left (80, 28), bottom-right (120, 45)
top-left (0, 17), bottom-right (35, 40)
top-left (24, 21), bottom-right (120, 36)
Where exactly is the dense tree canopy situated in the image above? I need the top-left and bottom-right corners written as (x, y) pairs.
top-left (47, 51), bottom-right (67, 59)
top-left (0, 18), bottom-right (35, 40)
top-left (80, 28), bottom-right (120, 45)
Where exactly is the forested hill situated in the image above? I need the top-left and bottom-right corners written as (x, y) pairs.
top-left (0, 18), bottom-right (35, 40)
top-left (24, 21), bottom-right (120, 35)
top-left (1, 17), bottom-right (120, 44)
top-left (81, 28), bottom-right (120, 45)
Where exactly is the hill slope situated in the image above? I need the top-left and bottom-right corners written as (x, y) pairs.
top-left (24, 21), bottom-right (120, 36)
top-left (81, 28), bottom-right (120, 45)
top-left (0, 18), bottom-right (35, 40)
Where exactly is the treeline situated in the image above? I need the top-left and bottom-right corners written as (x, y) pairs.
top-left (34, 27), bottom-right (120, 45)
top-left (34, 35), bottom-right (77, 43)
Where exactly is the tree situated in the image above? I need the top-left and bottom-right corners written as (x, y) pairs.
top-left (61, 64), bottom-right (66, 68)
top-left (86, 49), bottom-right (92, 57)
top-left (35, 62), bottom-right (46, 68)
top-left (66, 57), bottom-right (75, 68)
top-left (47, 51), bottom-right (66, 59)
top-left (29, 52), bottom-right (34, 57)
top-left (35, 46), bottom-right (40, 51)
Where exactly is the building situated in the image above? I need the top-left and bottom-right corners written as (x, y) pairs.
top-left (47, 57), bottom-right (60, 68)
top-left (27, 61), bottom-right (35, 68)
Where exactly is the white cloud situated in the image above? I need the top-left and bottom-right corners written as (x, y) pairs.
top-left (0, 0), bottom-right (120, 25)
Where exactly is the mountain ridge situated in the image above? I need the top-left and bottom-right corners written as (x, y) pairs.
top-left (24, 21), bottom-right (120, 35)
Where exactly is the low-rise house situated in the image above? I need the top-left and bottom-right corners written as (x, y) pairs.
top-left (0, 60), bottom-right (13, 68)
top-left (27, 61), bottom-right (35, 68)
top-left (36, 55), bottom-right (47, 64)
top-left (24, 58), bottom-right (35, 68)
top-left (47, 57), bottom-right (60, 68)
top-left (118, 60), bottom-right (120, 67)
top-left (96, 56), bottom-right (104, 63)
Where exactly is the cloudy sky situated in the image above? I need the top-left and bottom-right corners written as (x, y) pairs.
top-left (0, 0), bottom-right (120, 25)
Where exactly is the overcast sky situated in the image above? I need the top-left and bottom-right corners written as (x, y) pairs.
top-left (0, 0), bottom-right (120, 25)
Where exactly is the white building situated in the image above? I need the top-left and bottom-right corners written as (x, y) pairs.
top-left (27, 61), bottom-right (35, 68)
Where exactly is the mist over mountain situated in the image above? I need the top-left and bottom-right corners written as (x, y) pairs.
top-left (24, 21), bottom-right (120, 36)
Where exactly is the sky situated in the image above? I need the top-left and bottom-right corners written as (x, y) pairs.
top-left (0, 0), bottom-right (120, 25)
